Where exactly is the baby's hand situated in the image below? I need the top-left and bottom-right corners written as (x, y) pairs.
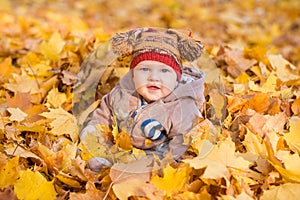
top-left (80, 124), bottom-right (96, 140)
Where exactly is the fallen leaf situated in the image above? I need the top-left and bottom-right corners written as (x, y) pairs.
top-left (6, 92), bottom-right (32, 112)
top-left (291, 97), bottom-right (300, 116)
top-left (225, 48), bottom-right (257, 78)
top-left (150, 164), bottom-right (190, 196)
top-left (5, 70), bottom-right (40, 94)
top-left (14, 169), bottom-right (57, 200)
top-left (284, 116), bottom-right (300, 154)
top-left (184, 138), bottom-right (251, 179)
top-left (0, 156), bottom-right (20, 189)
top-left (40, 107), bottom-right (79, 142)
top-left (40, 32), bottom-right (65, 62)
top-left (46, 87), bottom-right (67, 108)
top-left (261, 183), bottom-right (300, 200)
top-left (248, 93), bottom-right (271, 114)
top-left (7, 107), bottom-right (28, 122)
top-left (268, 54), bottom-right (300, 83)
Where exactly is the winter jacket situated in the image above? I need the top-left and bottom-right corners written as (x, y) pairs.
top-left (85, 66), bottom-right (205, 159)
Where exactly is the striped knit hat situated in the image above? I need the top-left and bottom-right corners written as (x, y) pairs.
top-left (111, 27), bottom-right (204, 81)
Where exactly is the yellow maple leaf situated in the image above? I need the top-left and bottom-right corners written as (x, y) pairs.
top-left (14, 169), bottom-right (57, 200)
top-left (40, 32), bottom-right (65, 62)
top-left (184, 138), bottom-right (251, 179)
top-left (0, 156), bottom-right (19, 189)
top-left (40, 107), bottom-right (79, 142)
top-left (46, 87), bottom-right (67, 108)
top-left (7, 107), bottom-right (28, 122)
top-left (150, 164), bottom-right (190, 196)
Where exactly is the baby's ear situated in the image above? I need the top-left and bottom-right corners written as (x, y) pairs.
top-left (176, 31), bottom-right (204, 62)
top-left (111, 31), bottom-right (136, 56)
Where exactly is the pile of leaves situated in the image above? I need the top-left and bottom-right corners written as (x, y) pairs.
top-left (1, 0), bottom-right (300, 199)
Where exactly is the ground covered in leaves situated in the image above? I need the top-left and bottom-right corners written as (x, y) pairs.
top-left (1, 0), bottom-right (300, 199)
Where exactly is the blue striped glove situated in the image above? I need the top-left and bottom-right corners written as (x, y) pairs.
top-left (141, 119), bottom-right (166, 140)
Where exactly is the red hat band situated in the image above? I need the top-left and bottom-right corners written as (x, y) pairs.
top-left (130, 51), bottom-right (182, 81)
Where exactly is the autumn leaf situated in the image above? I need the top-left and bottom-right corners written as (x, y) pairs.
top-left (6, 92), bottom-right (32, 112)
top-left (14, 169), bottom-right (57, 200)
top-left (261, 183), bottom-right (300, 200)
top-left (268, 54), bottom-right (300, 83)
top-left (150, 164), bottom-right (190, 196)
top-left (5, 70), bottom-right (40, 94)
top-left (7, 107), bottom-right (28, 122)
top-left (40, 107), bottom-right (79, 142)
top-left (291, 98), bottom-right (300, 116)
top-left (46, 87), bottom-right (68, 108)
top-left (40, 32), bottom-right (65, 62)
top-left (284, 116), bottom-right (300, 154)
top-left (184, 138), bottom-right (251, 179)
top-left (113, 178), bottom-right (164, 200)
top-left (0, 156), bottom-right (20, 189)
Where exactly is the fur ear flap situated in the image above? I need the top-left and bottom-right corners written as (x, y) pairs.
top-left (111, 31), bottom-right (135, 56)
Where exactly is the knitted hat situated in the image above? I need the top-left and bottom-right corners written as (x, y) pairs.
top-left (111, 27), bottom-right (204, 81)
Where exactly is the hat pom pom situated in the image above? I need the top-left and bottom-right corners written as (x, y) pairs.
top-left (111, 31), bottom-right (135, 56)
top-left (178, 37), bottom-right (204, 62)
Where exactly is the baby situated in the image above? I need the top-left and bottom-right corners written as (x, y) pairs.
top-left (80, 28), bottom-right (205, 170)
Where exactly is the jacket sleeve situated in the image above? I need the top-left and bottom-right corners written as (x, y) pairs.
top-left (87, 92), bottom-right (114, 127)
top-left (167, 98), bottom-right (203, 160)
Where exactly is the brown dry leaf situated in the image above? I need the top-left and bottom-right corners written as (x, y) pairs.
top-left (0, 186), bottom-right (18, 200)
top-left (6, 92), bottom-right (32, 112)
top-left (225, 48), bottom-right (257, 78)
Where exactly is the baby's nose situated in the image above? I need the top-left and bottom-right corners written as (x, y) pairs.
top-left (148, 70), bottom-right (160, 80)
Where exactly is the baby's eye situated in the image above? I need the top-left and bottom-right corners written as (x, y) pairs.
top-left (140, 67), bottom-right (150, 71)
top-left (161, 68), bottom-right (170, 73)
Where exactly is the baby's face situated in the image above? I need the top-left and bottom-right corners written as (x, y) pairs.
top-left (133, 60), bottom-right (178, 102)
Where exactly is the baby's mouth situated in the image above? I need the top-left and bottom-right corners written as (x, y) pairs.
top-left (147, 85), bottom-right (160, 90)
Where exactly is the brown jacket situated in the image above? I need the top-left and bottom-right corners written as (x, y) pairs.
top-left (88, 66), bottom-right (205, 159)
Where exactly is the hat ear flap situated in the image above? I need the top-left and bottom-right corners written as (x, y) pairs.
top-left (178, 36), bottom-right (204, 62)
top-left (111, 31), bottom-right (136, 56)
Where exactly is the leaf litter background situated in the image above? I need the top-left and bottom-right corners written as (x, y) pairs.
top-left (1, 0), bottom-right (300, 199)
